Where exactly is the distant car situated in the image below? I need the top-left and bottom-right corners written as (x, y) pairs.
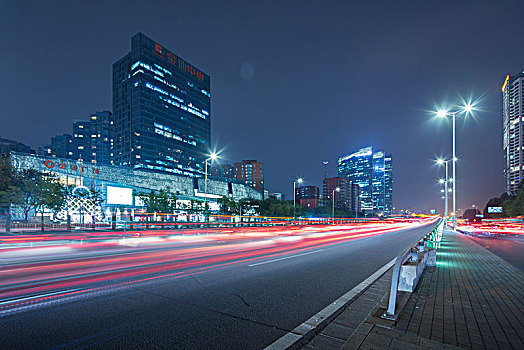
top-left (122, 232), bottom-right (141, 238)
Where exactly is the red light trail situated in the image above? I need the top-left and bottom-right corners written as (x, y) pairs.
top-left (0, 217), bottom-right (438, 315)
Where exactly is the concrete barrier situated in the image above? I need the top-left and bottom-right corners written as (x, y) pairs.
top-left (398, 249), bottom-right (434, 292)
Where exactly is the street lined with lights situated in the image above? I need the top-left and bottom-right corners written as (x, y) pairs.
top-left (0, 217), bottom-right (440, 349)
top-left (435, 100), bottom-right (476, 230)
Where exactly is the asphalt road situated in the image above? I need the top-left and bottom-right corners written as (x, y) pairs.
top-left (0, 220), bottom-right (439, 349)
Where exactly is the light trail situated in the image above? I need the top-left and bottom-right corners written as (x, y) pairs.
top-left (0, 217), bottom-right (439, 315)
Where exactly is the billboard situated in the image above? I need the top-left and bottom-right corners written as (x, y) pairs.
top-left (107, 186), bottom-right (133, 205)
top-left (487, 206), bottom-right (503, 213)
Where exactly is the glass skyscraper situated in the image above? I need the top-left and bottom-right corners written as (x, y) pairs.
top-left (113, 33), bottom-right (211, 177)
top-left (338, 146), bottom-right (392, 215)
top-left (338, 146), bottom-right (374, 212)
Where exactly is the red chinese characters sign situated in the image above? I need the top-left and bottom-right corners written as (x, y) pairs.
top-left (44, 160), bottom-right (99, 175)
top-left (152, 42), bottom-right (204, 82)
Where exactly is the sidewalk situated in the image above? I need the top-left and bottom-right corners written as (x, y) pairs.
top-left (303, 229), bottom-right (524, 349)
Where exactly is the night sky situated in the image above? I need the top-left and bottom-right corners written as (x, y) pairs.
top-left (2, 1), bottom-right (524, 213)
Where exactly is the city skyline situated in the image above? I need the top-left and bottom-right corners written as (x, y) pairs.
top-left (2, 1), bottom-right (524, 212)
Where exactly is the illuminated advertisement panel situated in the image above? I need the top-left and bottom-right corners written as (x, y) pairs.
top-left (107, 186), bottom-right (133, 205)
top-left (487, 207), bottom-right (503, 213)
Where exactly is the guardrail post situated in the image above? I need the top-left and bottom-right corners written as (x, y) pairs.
top-left (383, 219), bottom-right (442, 320)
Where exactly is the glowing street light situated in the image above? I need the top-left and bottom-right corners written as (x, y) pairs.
top-left (332, 187), bottom-right (340, 224)
top-left (293, 178), bottom-right (303, 218)
top-left (204, 152), bottom-right (218, 220)
top-left (435, 101), bottom-right (476, 230)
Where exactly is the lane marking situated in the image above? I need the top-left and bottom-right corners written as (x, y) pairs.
top-left (0, 288), bottom-right (79, 306)
top-left (248, 249), bottom-right (324, 267)
top-left (264, 257), bottom-right (396, 350)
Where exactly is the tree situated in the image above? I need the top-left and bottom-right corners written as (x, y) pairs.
top-left (218, 196), bottom-right (237, 215)
top-left (139, 189), bottom-right (178, 219)
top-left (0, 156), bottom-right (25, 231)
top-left (33, 172), bottom-right (65, 231)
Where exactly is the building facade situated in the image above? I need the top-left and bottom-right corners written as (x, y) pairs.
top-left (338, 146), bottom-right (392, 215)
top-left (323, 177), bottom-right (352, 211)
top-left (72, 111), bottom-right (112, 165)
top-left (338, 147), bottom-right (373, 212)
top-left (50, 134), bottom-right (73, 159)
top-left (295, 185), bottom-right (320, 209)
top-left (112, 33), bottom-right (211, 177)
top-left (10, 152), bottom-right (261, 222)
top-left (233, 160), bottom-right (264, 194)
top-left (210, 164), bottom-right (236, 179)
top-left (502, 71), bottom-right (524, 194)
top-left (0, 138), bottom-right (33, 156)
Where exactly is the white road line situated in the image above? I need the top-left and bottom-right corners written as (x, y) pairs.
top-left (248, 249), bottom-right (324, 267)
top-left (0, 288), bottom-right (79, 306)
top-left (264, 257), bottom-right (396, 350)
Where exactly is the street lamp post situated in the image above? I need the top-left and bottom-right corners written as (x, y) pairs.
top-left (437, 159), bottom-right (451, 226)
top-left (293, 178), bottom-right (303, 219)
top-left (437, 103), bottom-right (473, 231)
top-left (332, 187), bottom-right (340, 224)
top-left (204, 152), bottom-right (218, 221)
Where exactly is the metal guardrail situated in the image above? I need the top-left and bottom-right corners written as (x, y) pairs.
top-left (382, 219), bottom-right (443, 320)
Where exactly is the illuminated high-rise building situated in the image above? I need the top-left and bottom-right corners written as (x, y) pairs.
top-left (72, 111), bottom-right (112, 165)
top-left (112, 33), bottom-right (210, 176)
top-left (502, 70), bottom-right (524, 194)
top-left (338, 146), bottom-right (393, 215)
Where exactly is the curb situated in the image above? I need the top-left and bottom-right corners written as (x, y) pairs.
top-left (264, 257), bottom-right (396, 350)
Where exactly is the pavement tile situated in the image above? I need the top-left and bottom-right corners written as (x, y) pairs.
top-left (305, 334), bottom-right (345, 349)
top-left (390, 338), bottom-right (422, 350)
top-left (320, 322), bottom-right (355, 341)
top-left (365, 332), bottom-right (393, 347)
top-left (340, 333), bottom-right (365, 350)
top-left (302, 229), bottom-right (524, 350)
top-left (358, 342), bottom-right (386, 350)
top-left (354, 322), bottom-right (374, 336)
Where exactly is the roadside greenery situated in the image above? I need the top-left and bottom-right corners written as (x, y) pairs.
top-left (482, 184), bottom-right (524, 218)
top-left (139, 189), bottom-right (178, 215)
top-left (0, 157), bottom-right (65, 230)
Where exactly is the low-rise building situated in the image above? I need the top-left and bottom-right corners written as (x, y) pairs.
top-left (295, 185), bottom-right (320, 208)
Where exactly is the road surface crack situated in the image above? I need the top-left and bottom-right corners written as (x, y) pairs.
top-left (134, 288), bottom-right (296, 334)
top-left (230, 292), bottom-right (250, 307)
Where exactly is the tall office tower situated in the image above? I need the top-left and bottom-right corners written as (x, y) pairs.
top-left (234, 160), bottom-right (264, 194)
top-left (323, 161), bottom-right (329, 179)
top-left (372, 151), bottom-right (386, 213)
top-left (72, 111), bottom-right (112, 165)
top-left (112, 33), bottom-right (211, 176)
top-left (295, 185), bottom-right (320, 208)
top-left (384, 155), bottom-right (393, 214)
top-left (338, 146), bottom-right (373, 213)
top-left (502, 71), bottom-right (524, 194)
top-left (50, 134), bottom-right (73, 159)
top-left (338, 146), bottom-right (393, 215)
